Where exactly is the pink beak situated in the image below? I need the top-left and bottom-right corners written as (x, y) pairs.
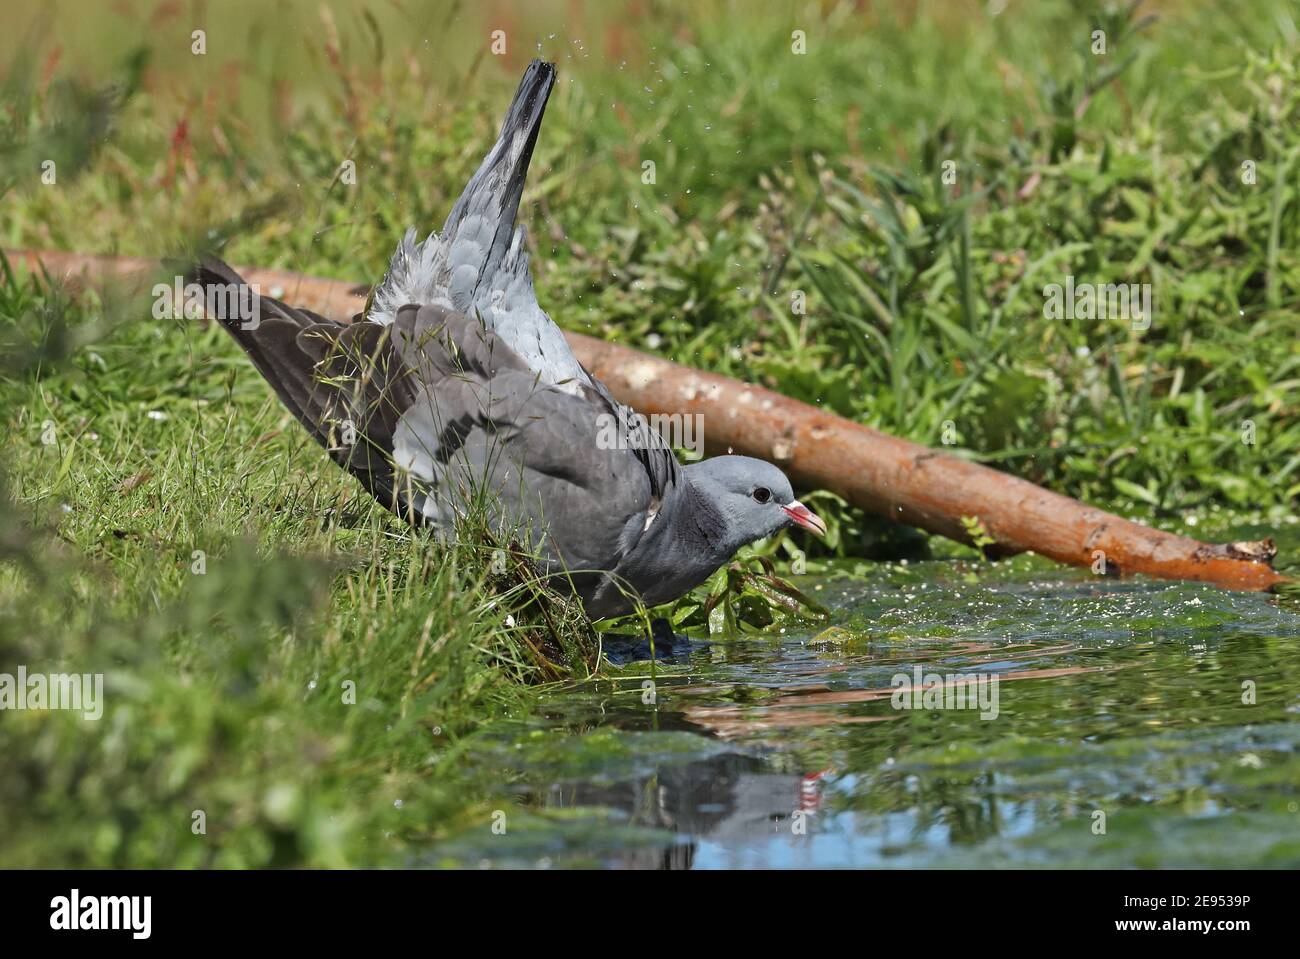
top-left (782, 499), bottom-right (827, 537)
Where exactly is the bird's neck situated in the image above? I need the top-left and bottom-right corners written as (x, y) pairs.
top-left (677, 474), bottom-right (738, 558)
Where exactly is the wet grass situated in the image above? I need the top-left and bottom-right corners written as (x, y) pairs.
top-left (1, 0), bottom-right (1298, 866)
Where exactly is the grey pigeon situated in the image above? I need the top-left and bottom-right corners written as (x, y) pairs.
top-left (189, 59), bottom-right (824, 619)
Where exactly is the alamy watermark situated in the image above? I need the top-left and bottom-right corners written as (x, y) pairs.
top-left (890, 665), bottom-right (1000, 720)
top-left (50, 889), bottom-right (150, 939)
top-left (152, 275), bottom-right (261, 330)
top-left (0, 666), bottom-right (103, 720)
top-left (596, 406), bottom-right (705, 458)
top-left (1043, 274), bottom-right (1152, 330)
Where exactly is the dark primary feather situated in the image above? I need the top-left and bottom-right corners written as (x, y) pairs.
top-left (438, 58), bottom-right (555, 303)
top-left (186, 257), bottom-right (416, 507)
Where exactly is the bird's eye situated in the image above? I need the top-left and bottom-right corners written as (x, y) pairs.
top-left (752, 487), bottom-right (771, 504)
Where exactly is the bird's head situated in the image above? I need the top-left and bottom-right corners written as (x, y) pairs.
top-left (685, 455), bottom-right (826, 549)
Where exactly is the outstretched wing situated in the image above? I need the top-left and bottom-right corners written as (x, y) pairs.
top-left (368, 59), bottom-right (590, 396)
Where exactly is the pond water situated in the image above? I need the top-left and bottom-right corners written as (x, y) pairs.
top-left (436, 528), bottom-right (1300, 868)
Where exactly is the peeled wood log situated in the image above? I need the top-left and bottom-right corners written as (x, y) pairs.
top-left (6, 247), bottom-right (1287, 592)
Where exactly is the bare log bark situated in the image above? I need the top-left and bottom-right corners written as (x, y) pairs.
top-left (5, 247), bottom-right (1287, 592)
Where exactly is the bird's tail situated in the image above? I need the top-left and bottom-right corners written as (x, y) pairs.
top-left (439, 59), bottom-right (556, 286)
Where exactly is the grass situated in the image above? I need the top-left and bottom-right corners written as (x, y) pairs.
top-left (0, 0), bottom-right (1298, 865)
top-left (0, 262), bottom-right (606, 866)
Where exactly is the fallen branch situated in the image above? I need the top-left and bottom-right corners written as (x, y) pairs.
top-left (6, 248), bottom-right (1287, 592)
